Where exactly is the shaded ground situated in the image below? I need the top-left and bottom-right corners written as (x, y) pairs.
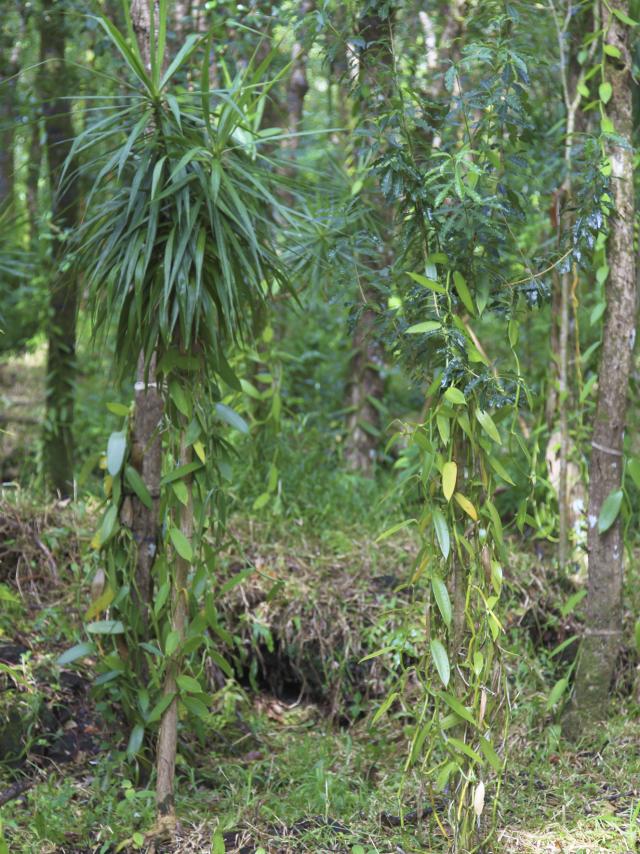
top-left (0, 495), bottom-right (639, 853)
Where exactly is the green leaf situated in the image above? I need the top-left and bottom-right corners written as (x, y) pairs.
top-left (407, 271), bottom-right (446, 294)
top-left (598, 82), bottom-right (613, 104)
top-left (360, 645), bottom-right (396, 663)
top-left (86, 620), bottom-right (125, 635)
top-left (107, 431), bottom-right (127, 476)
top-left (479, 737), bottom-right (502, 773)
top-left (169, 527), bottom-right (194, 562)
top-left (211, 832), bottom-right (226, 854)
top-left (453, 271), bottom-right (475, 315)
top-left (146, 692), bottom-right (176, 723)
top-left (85, 585), bottom-right (115, 621)
top-left (169, 380), bottom-right (192, 418)
top-left (126, 724), bottom-right (145, 758)
top-left (106, 402), bottom-right (130, 416)
top-left (546, 677), bottom-right (568, 710)
top-left (604, 44), bottom-right (622, 58)
top-left (475, 409), bottom-right (501, 444)
top-left (442, 461), bottom-right (457, 502)
top-left (486, 455), bottom-right (515, 485)
top-left (220, 567), bottom-right (254, 595)
top-left (371, 691), bottom-right (398, 726)
top-left (611, 7), bottom-right (638, 26)
top-left (432, 576), bottom-right (452, 627)
top-left (627, 458), bottom-right (640, 490)
top-left (57, 642), bottom-right (96, 665)
top-left (430, 639), bottom-right (450, 687)
top-left (125, 466), bottom-right (153, 509)
top-left (436, 414), bottom-right (450, 445)
top-left (405, 320), bottom-right (442, 335)
top-left (446, 736), bottom-right (483, 764)
top-left (376, 519), bottom-right (416, 542)
top-left (634, 619), bottom-right (640, 654)
top-left (215, 402), bottom-right (249, 434)
top-left (176, 674), bottom-right (202, 694)
top-left (165, 630), bottom-right (181, 656)
top-left (597, 489), bottom-right (623, 533)
top-left (181, 694), bottom-right (210, 719)
top-left (172, 480), bottom-right (189, 506)
top-left (159, 33), bottom-right (202, 89)
top-left (444, 387), bottom-right (466, 406)
top-left (160, 461), bottom-right (203, 485)
top-left (432, 509), bottom-right (450, 560)
top-left (252, 492), bottom-right (271, 511)
top-left (439, 691), bottom-right (477, 727)
top-left (209, 649), bottom-right (234, 678)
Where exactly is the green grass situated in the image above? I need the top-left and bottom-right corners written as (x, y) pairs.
top-left (2, 699), bottom-right (639, 853)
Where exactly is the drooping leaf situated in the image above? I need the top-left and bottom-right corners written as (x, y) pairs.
top-left (432, 509), bottom-right (450, 559)
top-left (442, 461), bottom-right (457, 502)
top-left (215, 402), bottom-right (249, 434)
top-left (432, 576), bottom-right (452, 627)
top-left (453, 271), bottom-right (475, 315)
top-left (439, 691), bottom-right (477, 727)
top-left (475, 409), bottom-right (501, 444)
top-left (57, 642), bottom-right (96, 665)
top-left (371, 691), bottom-right (399, 726)
top-left (107, 431), bottom-right (127, 476)
top-left (430, 639), bottom-right (450, 687)
top-left (454, 492), bottom-right (478, 521)
top-left (597, 488), bottom-right (623, 533)
top-left (125, 465), bottom-right (153, 509)
top-left (169, 527), bottom-right (194, 562)
top-left (126, 724), bottom-right (145, 758)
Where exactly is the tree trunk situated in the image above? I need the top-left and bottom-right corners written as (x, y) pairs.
top-left (155, 441), bottom-right (192, 827)
top-left (343, 9), bottom-right (392, 475)
top-left (0, 37), bottom-right (17, 210)
top-left (125, 0), bottom-right (164, 640)
top-left (568, 0), bottom-right (636, 729)
top-left (40, 0), bottom-right (80, 498)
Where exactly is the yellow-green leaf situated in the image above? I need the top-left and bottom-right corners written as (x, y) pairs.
top-left (442, 461), bottom-right (457, 501)
top-left (454, 492), bottom-right (478, 520)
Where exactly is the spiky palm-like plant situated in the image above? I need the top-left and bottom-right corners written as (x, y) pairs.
top-left (68, 4), bottom-right (297, 828)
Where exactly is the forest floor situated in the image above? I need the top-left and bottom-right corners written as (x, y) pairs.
top-left (0, 495), bottom-right (639, 854)
top-left (1, 349), bottom-right (639, 853)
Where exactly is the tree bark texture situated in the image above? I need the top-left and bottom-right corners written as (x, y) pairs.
top-left (343, 9), bottom-right (391, 475)
top-left (0, 27), bottom-right (18, 209)
top-left (40, 0), bottom-right (80, 498)
top-left (155, 442), bottom-right (192, 824)
top-left (570, 0), bottom-right (636, 726)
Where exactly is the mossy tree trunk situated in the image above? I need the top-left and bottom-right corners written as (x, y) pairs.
top-left (568, 0), bottom-right (636, 728)
top-left (40, 0), bottom-right (80, 498)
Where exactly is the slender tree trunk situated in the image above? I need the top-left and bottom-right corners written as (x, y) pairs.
top-left (0, 43), bottom-right (17, 210)
top-left (568, 0), bottom-right (636, 728)
top-left (343, 9), bottom-right (392, 475)
top-left (39, 0), bottom-right (80, 498)
top-left (155, 440), bottom-right (192, 825)
top-left (126, 0), bottom-right (164, 640)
